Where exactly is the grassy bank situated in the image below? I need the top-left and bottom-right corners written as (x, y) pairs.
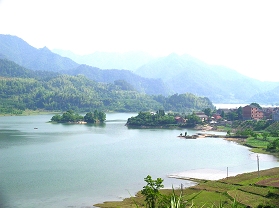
top-left (94, 167), bottom-right (279, 207)
top-left (0, 109), bottom-right (60, 116)
top-left (231, 136), bottom-right (279, 158)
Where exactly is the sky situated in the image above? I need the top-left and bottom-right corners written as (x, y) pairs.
top-left (0, 0), bottom-right (278, 81)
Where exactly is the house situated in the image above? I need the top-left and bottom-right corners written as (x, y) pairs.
top-left (242, 105), bottom-right (264, 120)
top-left (217, 108), bottom-right (231, 115)
top-left (212, 113), bottom-right (222, 121)
top-left (194, 112), bottom-right (209, 122)
top-left (262, 107), bottom-right (275, 119)
top-left (175, 116), bottom-right (186, 124)
top-left (272, 109), bottom-right (279, 121)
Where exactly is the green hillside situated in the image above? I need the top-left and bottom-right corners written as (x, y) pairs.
top-left (0, 34), bottom-right (170, 96)
top-left (0, 59), bottom-right (214, 114)
top-left (65, 64), bottom-right (170, 95)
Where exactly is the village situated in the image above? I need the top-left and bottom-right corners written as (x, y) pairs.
top-left (175, 104), bottom-right (279, 139)
top-left (175, 104), bottom-right (279, 125)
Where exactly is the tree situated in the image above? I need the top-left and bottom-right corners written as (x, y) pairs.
top-left (50, 114), bottom-right (62, 122)
top-left (203, 108), bottom-right (212, 117)
top-left (97, 111), bottom-right (106, 122)
top-left (250, 102), bottom-right (262, 109)
top-left (267, 139), bottom-right (279, 151)
top-left (186, 113), bottom-right (202, 126)
top-left (237, 107), bottom-right (243, 120)
top-left (221, 110), bottom-right (225, 118)
top-left (156, 109), bottom-right (165, 117)
top-left (262, 132), bottom-right (269, 141)
top-left (141, 175), bottom-right (164, 208)
top-left (84, 112), bottom-right (96, 123)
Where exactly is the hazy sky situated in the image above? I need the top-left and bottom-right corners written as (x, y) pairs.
top-left (0, 0), bottom-right (278, 81)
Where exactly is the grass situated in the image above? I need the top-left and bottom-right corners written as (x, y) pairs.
top-left (234, 136), bottom-right (279, 157)
top-left (0, 109), bottom-right (60, 116)
top-left (227, 189), bottom-right (269, 207)
top-left (94, 167), bottom-right (279, 208)
top-left (245, 137), bottom-right (270, 149)
top-left (183, 191), bottom-right (233, 207)
top-left (238, 186), bottom-right (271, 197)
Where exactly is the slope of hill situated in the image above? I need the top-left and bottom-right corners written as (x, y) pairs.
top-left (0, 58), bottom-right (59, 80)
top-left (2, 34), bottom-right (277, 104)
top-left (248, 85), bottom-right (279, 104)
top-left (0, 58), bottom-right (213, 114)
top-left (0, 58), bottom-right (162, 113)
top-left (52, 49), bottom-right (154, 71)
top-left (65, 64), bottom-right (170, 95)
top-left (0, 34), bottom-right (79, 71)
top-left (0, 34), bottom-right (170, 96)
top-left (135, 53), bottom-right (279, 103)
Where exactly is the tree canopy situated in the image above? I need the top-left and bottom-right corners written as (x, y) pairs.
top-left (51, 110), bottom-right (106, 123)
top-left (126, 111), bottom-right (177, 127)
top-left (0, 58), bottom-right (214, 114)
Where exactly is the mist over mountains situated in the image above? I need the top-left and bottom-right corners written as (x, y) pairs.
top-left (0, 35), bottom-right (79, 71)
top-left (1, 34), bottom-right (279, 104)
top-left (52, 49), bottom-right (154, 71)
top-left (0, 34), bottom-right (168, 96)
top-left (134, 53), bottom-right (279, 103)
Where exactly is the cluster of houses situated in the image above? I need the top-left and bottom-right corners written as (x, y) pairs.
top-left (175, 105), bottom-right (279, 124)
top-left (227, 104), bottom-right (279, 121)
top-left (216, 105), bottom-right (279, 121)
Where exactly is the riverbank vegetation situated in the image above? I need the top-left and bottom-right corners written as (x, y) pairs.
top-left (95, 168), bottom-right (279, 208)
top-left (223, 120), bottom-right (279, 157)
top-left (50, 110), bottom-right (106, 123)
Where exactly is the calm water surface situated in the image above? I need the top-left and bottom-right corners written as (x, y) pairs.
top-left (0, 113), bottom-right (278, 208)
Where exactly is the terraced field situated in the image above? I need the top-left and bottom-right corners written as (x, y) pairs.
top-left (95, 167), bottom-right (279, 208)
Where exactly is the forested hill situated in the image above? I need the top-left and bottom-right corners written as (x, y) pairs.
top-left (0, 34), bottom-right (170, 96)
top-left (0, 58), bottom-right (214, 114)
top-left (0, 58), bottom-right (59, 80)
top-left (65, 64), bottom-right (170, 95)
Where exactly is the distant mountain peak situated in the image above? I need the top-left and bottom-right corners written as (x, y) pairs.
top-left (39, 46), bottom-right (51, 51)
top-left (0, 34), bottom-right (79, 71)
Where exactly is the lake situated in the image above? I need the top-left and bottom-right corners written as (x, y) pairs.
top-left (0, 113), bottom-right (279, 208)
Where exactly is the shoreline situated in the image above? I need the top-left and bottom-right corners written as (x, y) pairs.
top-left (0, 110), bottom-right (60, 117)
top-left (94, 167), bottom-right (279, 207)
top-left (94, 132), bottom-right (279, 207)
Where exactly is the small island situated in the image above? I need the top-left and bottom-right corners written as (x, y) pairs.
top-left (50, 110), bottom-right (106, 123)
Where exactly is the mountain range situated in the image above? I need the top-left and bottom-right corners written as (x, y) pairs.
top-left (135, 53), bottom-right (279, 103)
top-left (0, 34), bottom-right (168, 96)
top-left (1, 34), bottom-right (278, 104)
